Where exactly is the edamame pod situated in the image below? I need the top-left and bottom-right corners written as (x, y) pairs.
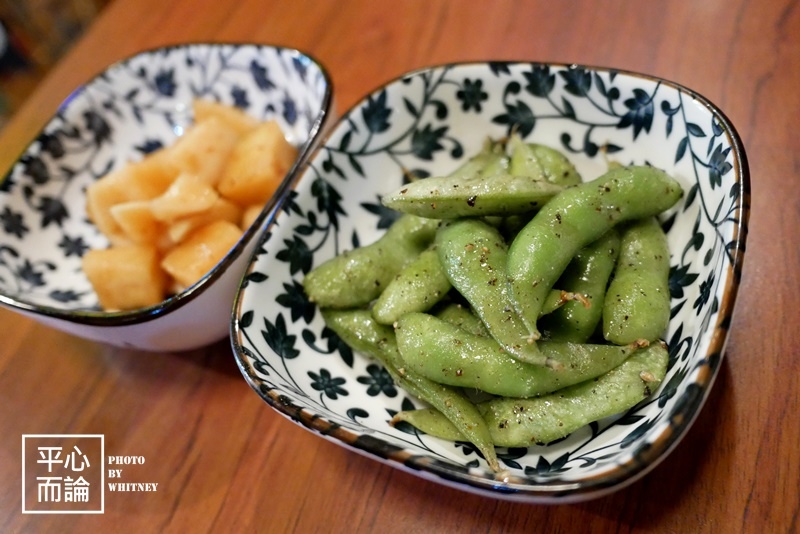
top-left (507, 165), bottom-right (683, 338)
top-left (394, 312), bottom-right (642, 397)
top-left (433, 302), bottom-right (489, 337)
top-left (304, 214), bottom-right (439, 308)
top-left (436, 218), bottom-right (558, 368)
top-left (433, 289), bottom-right (580, 337)
top-left (509, 134), bottom-right (583, 187)
top-left (477, 151), bottom-right (510, 178)
top-left (371, 246), bottom-right (452, 325)
top-left (603, 217), bottom-right (671, 345)
top-left (498, 212), bottom-right (535, 242)
top-left (390, 408), bottom-right (466, 442)
top-left (320, 309), bottom-right (500, 471)
top-left (539, 229), bottom-right (621, 343)
top-left (540, 289), bottom-right (588, 317)
top-left (440, 137), bottom-right (506, 180)
top-left (381, 172), bottom-right (563, 219)
top-left (480, 341), bottom-right (669, 446)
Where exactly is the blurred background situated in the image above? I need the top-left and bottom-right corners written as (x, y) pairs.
top-left (0, 0), bottom-right (109, 128)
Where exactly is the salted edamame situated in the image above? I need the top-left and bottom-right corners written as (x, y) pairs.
top-left (320, 309), bottom-right (500, 471)
top-left (436, 218), bottom-right (557, 368)
top-left (432, 290), bottom-right (586, 337)
top-left (481, 341), bottom-right (669, 446)
top-left (391, 407), bottom-right (466, 442)
top-left (371, 245), bottom-right (452, 325)
top-left (538, 229), bottom-right (621, 343)
top-left (603, 217), bottom-right (672, 345)
top-left (433, 302), bottom-right (489, 336)
top-left (302, 137), bottom-right (681, 469)
top-left (507, 165), bottom-right (683, 338)
top-left (395, 311), bottom-right (647, 397)
top-left (381, 136), bottom-right (570, 219)
top-left (392, 341), bottom-right (668, 447)
top-left (381, 171), bottom-right (563, 219)
top-left (303, 214), bottom-right (439, 308)
top-left (508, 134), bottom-right (583, 187)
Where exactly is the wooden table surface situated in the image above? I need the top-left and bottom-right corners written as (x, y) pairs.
top-left (1, 0), bottom-right (797, 532)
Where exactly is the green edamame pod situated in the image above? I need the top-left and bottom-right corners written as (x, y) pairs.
top-left (507, 165), bottom-right (683, 338)
top-left (371, 246), bottom-right (452, 325)
top-left (603, 217), bottom-right (671, 345)
top-left (395, 312), bottom-right (642, 397)
top-left (498, 212), bottom-right (535, 242)
top-left (391, 408), bottom-right (466, 442)
top-left (436, 218), bottom-right (558, 368)
top-left (391, 341), bottom-right (668, 447)
top-left (509, 135), bottom-right (583, 187)
top-left (441, 137), bottom-right (506, 180)
top-left (539, 229), bottom-right (621, 343)
top-left (479, 341), bottom-right (669, 447)
top-left (434, 302), bottom-right (489, 336)
top-left (477, 151), bottom-right (510, 178)
top-left (433, 289), bottom-right (576, 337)
top-left (304, 214), bottom-right (439, 308)
top-left (540, 289), bottom-right (588, 317)
top-left (320, 309), bottom-right (500, 471)
top-left (381, 171), bottom-right (563, 219)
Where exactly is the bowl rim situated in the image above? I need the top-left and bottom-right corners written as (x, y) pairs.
top-left (230, 60), bottom-right (750, 500)
top-left (0, 41), bottom-right (335, 326)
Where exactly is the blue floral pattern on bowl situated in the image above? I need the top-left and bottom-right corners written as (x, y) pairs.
top-left (232, 62), bottom-right (748, 502)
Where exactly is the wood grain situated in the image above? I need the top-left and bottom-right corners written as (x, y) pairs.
top-left (1, 0), bottom-right (798, 532)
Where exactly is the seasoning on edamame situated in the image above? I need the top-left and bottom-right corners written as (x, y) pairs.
top-left (508, 134), bottom-right (583, 187)
top-left (433, 289), bottom-right (587, 338)
top-left (433, 301), bottom-right (489, 337)
top-left (320, 308), bottom-right (500, 471)
top-left (435, 218), bottom-right (561, 369)
top-left (371, 245), bottom-right (452, 325)
top-left (480, 341), bottom-right (668, 446)
top-left (507, 165), bottom-right (683, 339)
top-left (381, 170), bottom-right (564, 219)
top-left (300, 139), bottom-right (680, 471)
top-left (394, 311), bottom-right (644, 397)
top-left (603, 217), bottom-right (672, 345)
top-left (303, 214), bottom-right (439, 308)
top-left (391, 340), bottom-right (667, 447)
top-left (538, 229), bottom-right (621, 343)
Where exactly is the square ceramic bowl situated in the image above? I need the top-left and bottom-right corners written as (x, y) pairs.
top-left (0, 43), bottom-right (332, 351)
top-left (232, 62), bottom-right (749, 502)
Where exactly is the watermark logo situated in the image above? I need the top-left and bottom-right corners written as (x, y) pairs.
top-left (22, 435), bottom-right (104, 514)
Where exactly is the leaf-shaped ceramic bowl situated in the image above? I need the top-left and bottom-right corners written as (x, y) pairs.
top-left (0, 43), bottom-right (332, 351)
top-left (232, 62), bottom-right (749, 502)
